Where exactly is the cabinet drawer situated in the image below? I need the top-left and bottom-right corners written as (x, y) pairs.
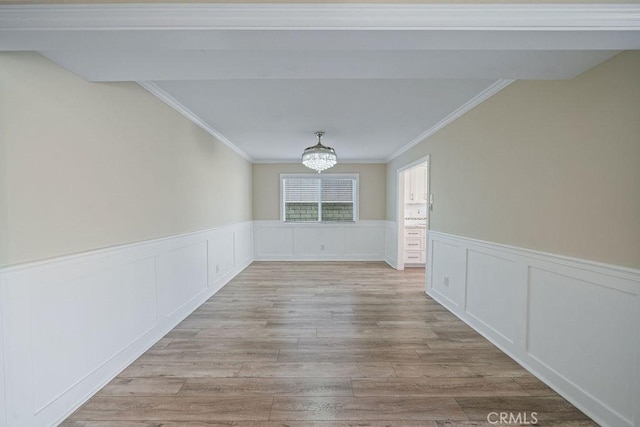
top-left (404, 238), bottom-right (423, 250)
top-left (404, 251), bottom-right (426, 264)
top-left (404, 228), bottom-right (424, 238)
top-left (404, 251), bottom-right (423, 263)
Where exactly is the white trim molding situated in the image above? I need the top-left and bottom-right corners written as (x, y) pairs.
top-left (387, 79), bottom-right (514, 161)
top-left (1, 4), bottom-right (640, 31)
top-left (426, 231), bottom-right (640, 427)
top-left (0, 222), bottom-right (253, 427)
top-left (253, 159), bottom-right (387, 164)
top-left (137, 81), bottom-right (252, 162)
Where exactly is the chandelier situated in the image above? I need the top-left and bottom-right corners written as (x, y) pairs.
top-left (302, 131), bottom-right (337, 173)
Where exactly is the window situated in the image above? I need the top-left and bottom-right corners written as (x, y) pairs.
top-left (281, 174), bottom-right (358, 222)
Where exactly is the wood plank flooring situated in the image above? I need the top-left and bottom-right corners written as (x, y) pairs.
top-left (63, 261), bottom-right (595, 426)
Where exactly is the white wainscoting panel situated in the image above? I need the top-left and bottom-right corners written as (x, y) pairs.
top-left (253, 220), bottom-right (385, 261)
top-left (465, 250), bottom-right (522, 346)
top-left (426, 231), bottom-right (640, 427)
top-left (234, 222), bottom-right (254, 268)
top-left (294, 226), bottom-right (345, 255)
top-left (208, 227), bottom-right (235, 286)
top-left (253, 225), bottom-right (294, 257)
top-left (157, 241), bottom-right (208, 319)
top-left (0, 274), bottom-right (6, 427)
top-left (429, 239), bottom-right (466, 308)
top-left (384, 220), bottom-right (398, 269)
top-left (345, 226), bottom-right (385, 257)
top-left (0, 221), bottom-right (253, 427)
top-left (31, 257), bottom-right (157, 413)
top-left (528, 266), bottom-right (636, 423)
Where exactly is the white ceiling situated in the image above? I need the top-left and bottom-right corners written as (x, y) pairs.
top-left (152, 79), bottom-right (497, 162)
top-left (2, 4), bottom-right (639, 162)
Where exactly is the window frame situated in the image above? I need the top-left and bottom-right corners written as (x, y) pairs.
top-left (280, 173), bottom-right (359, 223)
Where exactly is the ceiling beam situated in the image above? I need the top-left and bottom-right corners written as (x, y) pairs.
top-left (1, 3), bottom-right (640, 31)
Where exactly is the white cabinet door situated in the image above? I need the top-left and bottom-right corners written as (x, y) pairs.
top-left (404, 166), bottom-right (428, 203)
top-left (404, 171), bottom-right (413, 202)
top-left (412, 166), bottom-right (427, 202)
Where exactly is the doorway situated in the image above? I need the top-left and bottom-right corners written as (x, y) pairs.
top-left (397, 156), bottom-right (430, 271)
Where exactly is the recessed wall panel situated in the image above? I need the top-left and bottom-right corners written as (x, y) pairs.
top-left (234, 223), bottom-right (253, 266)
top-left (208, 229), bottom-right (235, 283)
top-left (466, 250), bottom-right (519, 343)
top-left (31, 257), bottom-right (156, 411)
top-left (344, 226), bottom-right (385, 256)
top-left (157, 241), bottom-right (208, 318)
top-left (256, 227), bottom-right (294, 257)
top-left (293, 227), bottom-right (344, 256)
top-left (528, 267), bottom-right (636, 422)
top-left (430, 240), bottom-right (465, 307)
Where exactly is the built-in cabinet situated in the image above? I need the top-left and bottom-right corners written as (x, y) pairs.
top-left (401, 161), bottom-right (428, 266)
top-left (403, 226), bottom-right (426, 264)
top-left (403, 166), bottom-right (428, 203)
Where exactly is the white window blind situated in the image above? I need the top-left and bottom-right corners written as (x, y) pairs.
top-left (321, 179), bottom-right (354, 203)
top-left (283, 178), bottom-right (320, 202)
top-left (281, 174), bottom-right (358, 222)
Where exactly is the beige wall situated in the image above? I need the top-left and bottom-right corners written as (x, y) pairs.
top-left (387, 51), bottom-right (640, 269)
top-left (0, 52), bottom-right (252, 267)
top-left (253, 163), bottom-right (386, 221)
top-left (0, 105), bottom-right (7, 266)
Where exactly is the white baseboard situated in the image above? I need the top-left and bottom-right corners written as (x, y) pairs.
top-left (0, 221), bottom-right (253, 427)
top-left (426, 231), bottom-right (640, 427)
top-left (253, 220), bottom-right (386, 261)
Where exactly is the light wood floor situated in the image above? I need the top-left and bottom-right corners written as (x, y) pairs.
top-left (63, 262), bottom-right (595, 426)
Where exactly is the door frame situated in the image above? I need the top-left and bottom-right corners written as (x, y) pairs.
top-left (396, 154), bottom-right (430, 271)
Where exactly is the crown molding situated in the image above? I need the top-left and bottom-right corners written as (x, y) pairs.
top-left (253, 159), bottom-right (387, 164)
top-left (137, 81), bottom-right (252, 162)
top-left (387, 79), bottom-right (515, 162)
top-left (1, 4), bottom-right (640, 31)
top-left (5, 3), bottom-right (637, 165)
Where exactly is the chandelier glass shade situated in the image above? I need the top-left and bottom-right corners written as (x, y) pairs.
top-left (302, 131), bottom-right (337, 173)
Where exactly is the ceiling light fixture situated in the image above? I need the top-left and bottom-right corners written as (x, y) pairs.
top-left (302, 131), bottom-right (337, 173)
